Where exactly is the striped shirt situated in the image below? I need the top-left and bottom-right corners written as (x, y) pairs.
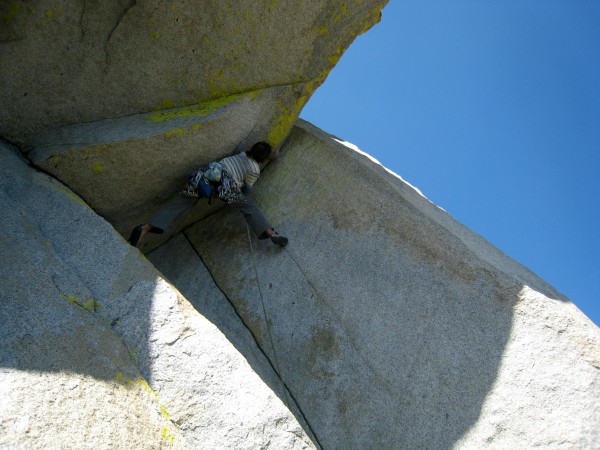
top-left (219, 152), bottom-right (260, 189)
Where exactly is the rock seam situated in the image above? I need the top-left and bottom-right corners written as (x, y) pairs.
top-left (180, 230), bottom-right (323, 450)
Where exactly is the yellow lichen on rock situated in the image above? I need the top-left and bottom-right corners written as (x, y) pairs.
top-left (114, 373), bottom-right (178, 444)
top-left (147, 92), bottom-right (250, 123)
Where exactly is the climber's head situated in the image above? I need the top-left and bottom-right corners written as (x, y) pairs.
top-left (246, 141), bottom-right (272, 163)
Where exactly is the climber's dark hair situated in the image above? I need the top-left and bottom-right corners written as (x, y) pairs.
top-left (246, 141), bottom-right (272, 164)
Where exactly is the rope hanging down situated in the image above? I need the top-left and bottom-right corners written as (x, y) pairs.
top-left (245, 224), bottom-right (324, 449)
top-left (245, 223), bottom-right (291, 410)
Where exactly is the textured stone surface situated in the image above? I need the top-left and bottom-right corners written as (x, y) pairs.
top-left (147, 234), bottom-right (318, 448)
top-left (0, 143), bottom-right (183, 449)
top-left (1, 0), bottom-right (386, 141)
top-left (2, 0), bottom-right (598, 446)
top-left (1, 0), bottom-right (387, 238)
top-left (150, 120), bottom-right (600, 449)
top-left (0, 140), bottom-right (315, 449)
top-left (26, 86), bottom-right (300, 237)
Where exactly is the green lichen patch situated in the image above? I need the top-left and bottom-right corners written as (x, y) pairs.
top-left (114, 373), bottom-right (177, 443)
top-left (60, 293), bottom-right (101, 313)
top-left (136, 377), bottom-right (156, 396)
top-left (91, 162), bottom-right (103, 175)
top-left (332, 1), bottom-right (348, 22)
top-left (163, 128), bottom-right (184, 138)
top-left (82, 299), bottom-right (101, 312)
top-left (2, 2), bottom-right (20, 22)
top-left (64, 191), bottom-right (89, 208)
top-left (160, 404), bottom-right (172, 421)
top-left (161, 425), bottom-right (176, 442)
top-left (60, 294), bottom-right (78, 305)
top-left (267, 88), bottom-right (311, 147)
top-left (148, 91), bottom-right (250, 123)
top-left (153, 98), bottom-right (176, 110)
top-left (53, 182), bottom-right (91, 209)
top-left (114, 372), bottom-right (126, 384)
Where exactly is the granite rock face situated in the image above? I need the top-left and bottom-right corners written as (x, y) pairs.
top-left (27, 87), bottom-right (294, 238)
top-left (2, 115), bottom-right (599, 449)
top-left (2, 1), bottom-right (599, 447)
top-left (1, 0), bottom-right (387, 237)
top-left (1, 0), bottom-right (386, 141)
top-left (0, 140), bottom-right (315, 449)
top-left (150, 120), bottom-right (600, 449)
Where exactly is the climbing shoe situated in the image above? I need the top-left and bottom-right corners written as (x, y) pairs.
top-left (270, 235), bottom-right (288, 247)
top-left (128, 225), bottom-right (143, 247)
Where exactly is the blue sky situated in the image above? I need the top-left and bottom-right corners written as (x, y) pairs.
top-left (301, 0), bottom-right (600, 326)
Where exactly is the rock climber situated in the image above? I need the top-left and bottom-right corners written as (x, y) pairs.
top-left (128, 141), bottom-right (288, 248)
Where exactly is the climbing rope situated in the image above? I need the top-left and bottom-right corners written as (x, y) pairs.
top-left (245, 225), bottom-right (328, 449)
top-left (245, 223), bottom-right (292, 410)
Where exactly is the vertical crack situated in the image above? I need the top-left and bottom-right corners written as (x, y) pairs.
top-left (181, 231), bottom-right (323, 450)
top-left (78, 0), bottom-right (87, 40)
top-left (103, 0), bottom-right (137, 66)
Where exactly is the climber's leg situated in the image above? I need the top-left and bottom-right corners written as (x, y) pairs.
top-left (128, 195), bottom-right (198, 247)
top-left (147, 195), bottom-right (199, 234)
top-left (225, 194), bottom-right (288, 247)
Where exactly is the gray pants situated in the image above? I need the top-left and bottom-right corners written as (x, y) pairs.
top-left (148, 194), bottom-right (272, 238)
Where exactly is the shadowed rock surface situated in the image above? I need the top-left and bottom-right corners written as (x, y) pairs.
top-left (1, 0), bottom-right (387, 238)
top-left (1, 0), bottom-right (386, 141)
top-left (149, 120), bottom-right (600, 449)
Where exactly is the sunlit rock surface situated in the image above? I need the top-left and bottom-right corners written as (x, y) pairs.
top-left (150, 120), bottom-right (600, 449)
top-left (2, 1), bottom-right (599, 447)
top-left (0, 141), bottom-right (315, 449)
